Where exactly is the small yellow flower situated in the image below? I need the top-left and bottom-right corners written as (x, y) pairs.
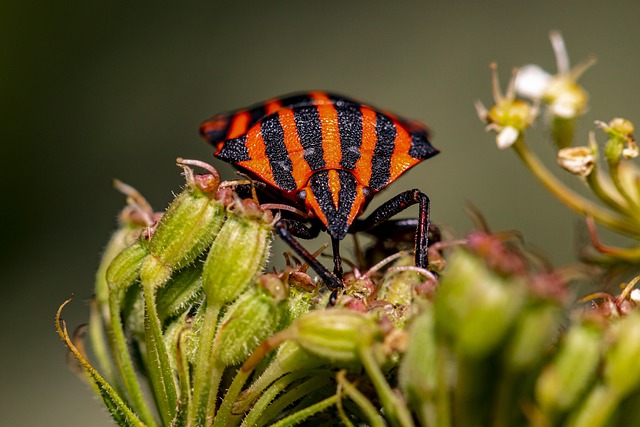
top-left (515, 31), bottom-right (595, 120)
top-left (476, 63), bottom-right (538, 149)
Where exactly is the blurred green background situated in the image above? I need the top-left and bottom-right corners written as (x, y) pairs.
top-left (3, 1), bottom-right (640, 425)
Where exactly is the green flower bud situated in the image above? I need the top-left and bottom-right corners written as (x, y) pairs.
top-left (294, 309), bottom-right (379, 361)
top-left (141, 185), bottom-right (225, 289)
top-left (202, 201), bottom-right (273, 305)
top-left (399, 305), bottom-right (437, 403)
top-left (377, 255), bottom-right (422, 307)
top-left (279, 284), bottom-right (314, 329)
top-left (599, 118), bottom-right (638, 163)
top-left (504, 303), bottom-right (561, 371)
top-left (106, 239), bottom-right (149, 301)
top-left (95, 220), bottom-right (147, 311)
top-left (536, 321), bottom-right (602, 413)
top-left (435, 248), bottom-right (524, 357)
top-left (215, 286), bottom-right (283, 366)
top-left (156, 263), bottom-right (203, 324)
top-left (605, 311), bottom-right (640, 396)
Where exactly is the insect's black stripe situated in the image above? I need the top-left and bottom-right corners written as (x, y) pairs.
top-left (336, 104), bottom-right (363, 170)
top-left (308, 170), bottom-right (356, 240)
top-left (409, 131), bottom-right (439, 160)
top-left (260, 114), bottom-right (297, 191)
top-left (247, 105), bottom-right (267, 130)
top-left (279, 93), bottom-right (315, 110)
top-left (328, 93), bottom-right (361, 108)
top-left (369, 113), bottom-right (396, 190)
top-left (337, 169), bottom-right (357, 215)
top-left (201, 114), bottom-right (234, 144)
top-left (216, 135), bottom-right (250, 162)
top-left (293, 106), bottom-right (325, 171)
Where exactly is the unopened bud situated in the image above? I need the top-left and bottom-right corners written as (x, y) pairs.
top-left (141, 188), bottom-right (226, 289)
top-left (399, 306), bottom-right (437, 403)
top-left (504, 304), bottom-right (561, 371)
top-left (605, 311), bottom-right (640, 396)
top-left (598, 118), bottom-right (638, 163)
top-left (295, 309), bottom-right (380, 361)
top-left (215, 286), bottom-right (283, 366)
top-left (202, 204), bottom-right (273, 305)
top-left (155, 263), bottom-right (203, 323)
top-left (435, 248), bottom-right (524, 357)
top-left (536, 321), bottom-right (602, 413)
top-left (106, 240), bottom-right (150, 300)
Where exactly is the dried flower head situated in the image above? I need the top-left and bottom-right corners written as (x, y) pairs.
top-left (557, 146), bottom-right (596, 176)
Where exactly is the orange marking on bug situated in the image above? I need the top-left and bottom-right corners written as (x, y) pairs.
top-left (305, 188), bottom-right (329, 228)
top-left (354, 106), bottom-right (377, 187)
top-left (347, 185), bottom-right (367, 226)
top-left (238, 125), bottom-right (276, 186)
top-left (327, 170), bottom-right (341, 210)
top-left (279, 108), bottom-right (312, 188)
top-left (201, 115), bottom-right (228, 135)
top-left (227, 110), bottom-right (251, 139)
top-left (309, 91), bottom-right (335, 106)
top-left (265, 99), bottom-right (282, 115)
top-left (389, 120), bottom-right (419, 182)
top-left (312, 93), bottom-right (341, 168)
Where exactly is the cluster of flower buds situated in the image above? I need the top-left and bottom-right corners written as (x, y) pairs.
top-left (56, 158), bottom-right (450, 427)
top-left (56, 153), bottom-right (640, 426)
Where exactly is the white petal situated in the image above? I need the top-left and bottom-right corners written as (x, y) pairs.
top-left (550, 101), bottom-right (577, 119)
top-left (515, 65), bottom-right (551, 99)
top-left (496, 126), bottom-right (519, 149)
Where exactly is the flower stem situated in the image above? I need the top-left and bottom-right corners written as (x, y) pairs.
top-left (241, 371), bottom-right (319, 427)
top-left (585, 167), bottom-right (629, 215)
top-left (359, 344), bottom-right (414, 427)
top-left (143, 286), bottom-right (178, 426)
top-left (189, 301), bottom-right (221, 426)
top-left (609, 161), bottom-right (640, 215)
top-left (268, 394), bottom-right (339, 427)
top-left (512, 138), bottom-right (640, 236)
top-left (336, 371), bottom-right (386, 427)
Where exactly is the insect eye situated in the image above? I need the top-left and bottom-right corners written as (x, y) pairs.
top-left (296, 190), bottom-right (307, 202)
top-left (362, 186), bottom-right (372, 199)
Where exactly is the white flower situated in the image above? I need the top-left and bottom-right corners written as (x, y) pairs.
top-left (496, 126), bottom-right (520, 150)
top-left (515, 31), bottom-right (595, 120)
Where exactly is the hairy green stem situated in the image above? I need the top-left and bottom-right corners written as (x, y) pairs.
top-left (336, 371), bottom-right (386, 427)
top-left (240, 371), bottom-right (320, 427)
top-left (268, 394), bottom-right (339, 427)
top-left (143, 287), bottom-right (178, 425)
top-left (108, 292), bottom-right (158, 426)
top-left (257, 377), bottom-right (334, 427)
top-left (189, 302), bottom-right (221, 427)
top-left (359, 345), bottom-right (414, 427)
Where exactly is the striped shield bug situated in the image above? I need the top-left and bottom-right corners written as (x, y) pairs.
top-left (200, 91), bottom-right (439, 295)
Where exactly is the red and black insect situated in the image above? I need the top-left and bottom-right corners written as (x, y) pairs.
top-left (200, 91), bottom-right (439, 293)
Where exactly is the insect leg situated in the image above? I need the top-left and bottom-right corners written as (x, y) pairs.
top-left (331, 237), bottom-right (343, 280)
top-left (274, 219), bottom-right (343, 291)
top-left (351, 189), bottom-right (430, 269)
